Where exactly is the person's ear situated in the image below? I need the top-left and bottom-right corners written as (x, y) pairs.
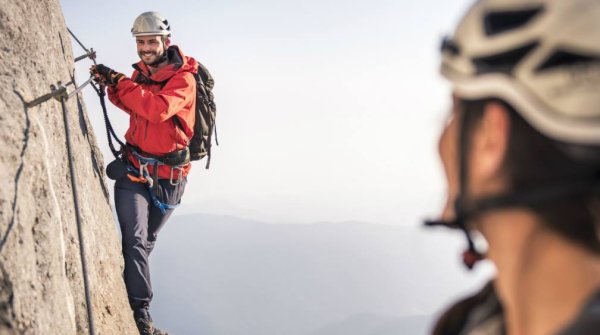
top-left (164, 37), bottom-right (171, 48)
top-left (471, 102), bottom-right (511, 184)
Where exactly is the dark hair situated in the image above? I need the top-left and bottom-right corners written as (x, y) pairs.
top-left (461, 98), bottom-right (600, 253)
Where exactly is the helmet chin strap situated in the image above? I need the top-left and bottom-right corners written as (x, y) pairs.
top-left (424, 107), bottom-right (483, 269)
top-left (426, 179), bottom-right (600, 269)
top-left (425, 106), bottom-right (600, 269)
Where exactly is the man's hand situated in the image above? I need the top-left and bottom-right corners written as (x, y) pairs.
top-left (90, 64), bottom-right (126, 86)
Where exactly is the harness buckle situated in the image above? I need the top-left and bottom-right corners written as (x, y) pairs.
top-left (169, 166), bottom-right (185, 186)
top-left (139, 162), bottom-right (153, 188)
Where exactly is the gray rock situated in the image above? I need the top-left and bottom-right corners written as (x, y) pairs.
top-left (0, 0), bottom-right (137, 334)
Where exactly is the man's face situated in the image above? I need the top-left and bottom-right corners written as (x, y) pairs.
top-left (136, 35), bottom-right (168, 65)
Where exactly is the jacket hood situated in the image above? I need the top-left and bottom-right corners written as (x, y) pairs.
top-left (132, 45), bottom-right (198, 81)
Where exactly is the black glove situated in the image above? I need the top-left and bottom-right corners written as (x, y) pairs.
top-left (90, 64), bottom-right (125, 86)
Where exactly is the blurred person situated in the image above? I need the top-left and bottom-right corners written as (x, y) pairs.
top-left (426, 1), bottom-right (600, 334)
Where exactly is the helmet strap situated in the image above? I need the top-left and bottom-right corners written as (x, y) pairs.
top-left (424, 106), bottom-right (483, 269)
top-left (425, 104), bottom-right (600, 269)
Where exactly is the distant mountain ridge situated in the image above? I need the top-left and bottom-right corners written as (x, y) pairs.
top-left (150, 213), bottom-right (493, 335)
top-left (309, 313), bottom-right (431, 335)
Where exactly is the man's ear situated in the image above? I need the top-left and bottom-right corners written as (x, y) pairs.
top-left (164, 37), bottom-right (171, 48)
top-left (471, 101), bottom-right (511, 185)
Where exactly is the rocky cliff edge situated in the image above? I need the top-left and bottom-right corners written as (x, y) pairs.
top-left (0, 0), bottom-right (137, 334)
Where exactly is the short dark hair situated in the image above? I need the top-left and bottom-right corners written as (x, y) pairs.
top-left (461, 98), bottom-right (600, 253)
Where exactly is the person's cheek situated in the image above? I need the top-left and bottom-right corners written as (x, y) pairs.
top-left (438, 118), bottom-right (459, 221)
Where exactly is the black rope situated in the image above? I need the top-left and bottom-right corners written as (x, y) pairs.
top-left (90, 82), bottom-right (125, 159)
top-left (70, 23), bottom-right (124, 160)
top-left (59, 96), bottom-right (96, 335)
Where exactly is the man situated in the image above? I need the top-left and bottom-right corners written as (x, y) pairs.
top-left (427, 0), bottom-right (600, 334)
top-left (91, 11), bottom-right (199, 335)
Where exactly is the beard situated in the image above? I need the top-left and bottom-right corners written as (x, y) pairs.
top-left (138, 49), bottom-right (167, 67)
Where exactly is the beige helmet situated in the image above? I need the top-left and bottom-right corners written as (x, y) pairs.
top-left (131, 11), bottom-right (171, 37)
top-left (441, 0), bottom-right (600, 146)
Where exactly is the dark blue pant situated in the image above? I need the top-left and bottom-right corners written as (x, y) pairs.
top-left (114, 175), bottom-right (186, 317)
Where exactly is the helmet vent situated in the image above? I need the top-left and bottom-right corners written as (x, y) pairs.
top-left (536, 51), bottom-right (600, 72)
top-left (473, 42), bottom-right (538, 74)
top-left (484, 8), bottom-right (544, 36)
top-left (441, 37), bottom-right (460, 56)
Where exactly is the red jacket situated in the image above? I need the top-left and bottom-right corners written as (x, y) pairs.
top-left (108, 46), bottom-right (197, 179)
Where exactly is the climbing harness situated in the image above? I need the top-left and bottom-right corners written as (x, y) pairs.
top-left (125, 147), bottom-right (188, 215)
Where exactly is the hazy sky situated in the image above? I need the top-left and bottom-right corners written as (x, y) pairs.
top-left (61, 0), bottom-right (473, 225)
top-left (60, 2), bottom-right (497, 328)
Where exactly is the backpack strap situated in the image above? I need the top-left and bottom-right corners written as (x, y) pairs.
top-left (194, 71), bottom-right (218, 168)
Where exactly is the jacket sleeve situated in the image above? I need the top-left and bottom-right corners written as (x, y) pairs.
top-left (109, 72), bottom-right (196, 124)
top-left (107, 86), bottom-right (133, 115)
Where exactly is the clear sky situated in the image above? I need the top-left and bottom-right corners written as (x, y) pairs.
top-left (61, 0), bottom-right (473, 225)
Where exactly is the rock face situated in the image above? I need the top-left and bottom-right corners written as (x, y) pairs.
top-left (0, 0), bottom-right (137, 334)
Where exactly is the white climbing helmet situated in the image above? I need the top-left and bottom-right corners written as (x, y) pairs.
top-left (441, 0), bottom-right (600, 146)
top-left (131, 11), bottom-right (171, 37)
